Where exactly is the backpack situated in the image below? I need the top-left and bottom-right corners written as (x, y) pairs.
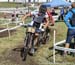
top-left (69, 10), bottom-right (75, 26)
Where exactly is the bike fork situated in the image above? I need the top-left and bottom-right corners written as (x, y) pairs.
top-left (29, 34), bottom-right (35, 55)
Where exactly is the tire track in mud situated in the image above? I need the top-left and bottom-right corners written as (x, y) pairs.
top-left (0, 45), bottom-right (38, 65)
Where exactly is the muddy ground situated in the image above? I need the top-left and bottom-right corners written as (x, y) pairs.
top-left (0, 28), bottom-right (39, 65)
top-left (0, 45), bottom-right (38, 65)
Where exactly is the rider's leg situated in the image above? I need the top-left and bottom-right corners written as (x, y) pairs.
top-left (34, 33), bottom-right (39, 46)
top-left (43, 27), bottom-right (50, 44)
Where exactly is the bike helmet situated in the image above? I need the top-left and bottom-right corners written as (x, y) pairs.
top-left (39, 5), bottom-right (47, 14)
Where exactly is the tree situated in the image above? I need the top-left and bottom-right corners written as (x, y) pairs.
top-left (46, 0), bottom-right (50, 2)
top-left (33, 0), bottom-right (35, 3)
top-left (28, 0), bottom-right (31, 3)
top-left (8, 0), bottom-right (9, 2)
top-left (13, 0), bottom-right (15, 2)
top-left (23, 0), bottom-right (26, 7)
top-left (46, 0), bottom-right (48, 2)
top-left (25, 0), bottom-right (26, 4)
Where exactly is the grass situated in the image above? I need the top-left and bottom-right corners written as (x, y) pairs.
top-left (0, 17), bottom-right (31, 54)
top-left (33, 22), bottom-right (67, 64)
top-left (0, 2), bottom-right (24, 8)
top-left (0, 18), bottom-right (75, 65)
top-left (0, 2), bottom-right (37, 11)
top-left (34, 22), bottom-right (75, 65)
top-left (0, 27), bottom-right (24, 53)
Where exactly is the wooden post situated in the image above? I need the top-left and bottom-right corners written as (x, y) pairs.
top-left (53, 30), bottom-right (56, 63)
top-left (7, 23), bottom-right (10, 38)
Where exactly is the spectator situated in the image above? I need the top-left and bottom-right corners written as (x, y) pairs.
top-left (59, 8), bottom-right (64, 20)
top-left (46, 8), bottom-right (55, 26)
top-left (64, 2), bottom-right (75, 55)
top-left (51, 9), bottom-right (58, 16)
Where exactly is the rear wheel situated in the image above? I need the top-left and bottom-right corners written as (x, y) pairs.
top-left (43, 31), bottom-right (51, 44)
top-left (37, 32), bottom-right (44, 47)
top-left (45, 33), bottom-right (50, 44)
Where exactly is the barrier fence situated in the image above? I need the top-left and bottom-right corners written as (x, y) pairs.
top-left (53, 30), bottom-right (75, 63)
top-left (0, 18), bottom-right (23, 38)
top-left (0, 7), bottom-right (31, 14)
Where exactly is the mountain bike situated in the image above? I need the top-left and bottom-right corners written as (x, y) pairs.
top-left (37, 23), bottom-right (51, 46)
top-left (21, 25), bottom-right (36, 61)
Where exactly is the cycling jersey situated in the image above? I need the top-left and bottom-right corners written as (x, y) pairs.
top-left (31, 11), bottom-right (48, 23)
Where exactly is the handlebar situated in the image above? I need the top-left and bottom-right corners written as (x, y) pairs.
top-left (19, 23), bottom-right (33, 28)
top-left (19, 23), bottom-right (28, 27)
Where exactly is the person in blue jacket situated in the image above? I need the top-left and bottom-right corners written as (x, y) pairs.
top-left (64, 2), bottom-right (75, 55)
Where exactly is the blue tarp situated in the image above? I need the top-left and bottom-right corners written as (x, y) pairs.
top-left (42, 0), bottom-right (71, 7)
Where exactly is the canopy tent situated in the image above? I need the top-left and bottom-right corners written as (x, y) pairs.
top-left (42, 0), bottom-right (71, 7)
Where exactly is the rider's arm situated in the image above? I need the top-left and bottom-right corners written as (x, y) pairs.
top-left (21, 10), bottom-right (38, 22)
top-left (64, 11), bottom-right (74, 29)
top-left (21, 12), bottom-right (31, 22)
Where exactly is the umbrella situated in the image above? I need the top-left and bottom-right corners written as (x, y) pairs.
top-left (42, 0), bottom-right (71, 7)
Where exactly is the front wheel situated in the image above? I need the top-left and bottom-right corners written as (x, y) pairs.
top-left (21, 47), bottom-right (29, 61)
top-left (21, 33), bottom-right (32, 61)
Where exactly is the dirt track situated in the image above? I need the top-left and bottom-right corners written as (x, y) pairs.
top-left (0, 28), bottom-right (38, 65)
top-left (0, 44), bottom-right (38, 65)
top-left (0, 13), bottom-right (40, 65)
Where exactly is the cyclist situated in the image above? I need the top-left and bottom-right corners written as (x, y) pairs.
top-left (21, 5), bottom-right (54, 54)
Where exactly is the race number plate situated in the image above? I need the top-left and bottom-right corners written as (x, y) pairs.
top-left (26, 27), bottom-right (35, 33)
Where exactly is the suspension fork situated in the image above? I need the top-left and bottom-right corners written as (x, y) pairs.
top-left (24, 32), bottom-right (31, 48)
top-left (30, 33), bottom-right (35, 49)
